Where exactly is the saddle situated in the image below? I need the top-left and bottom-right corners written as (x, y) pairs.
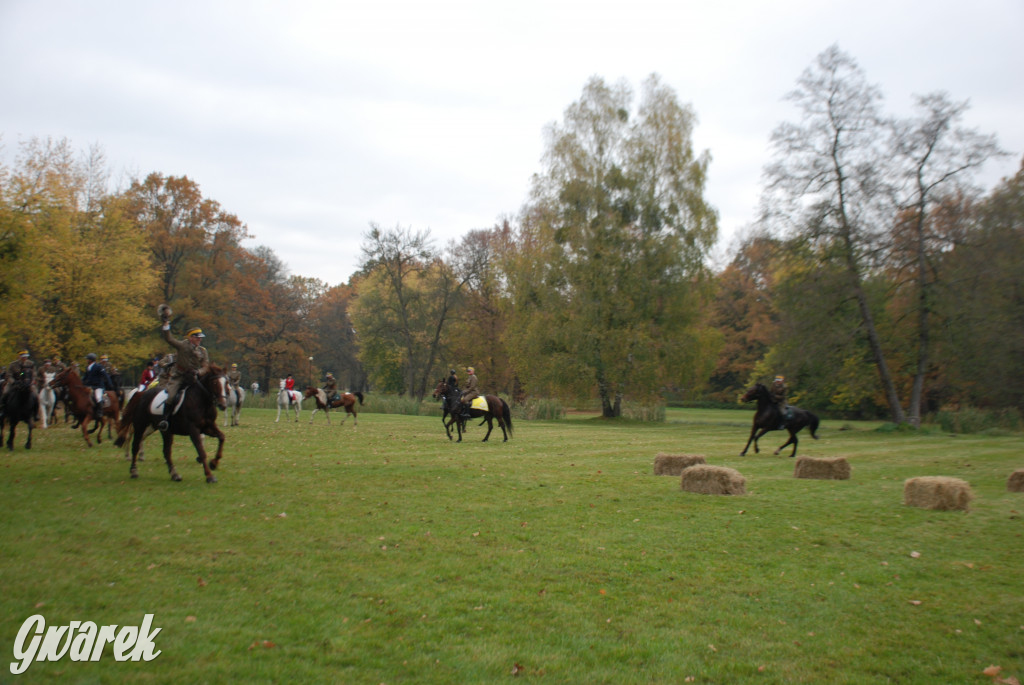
top-left (148, 388), bottom-right (188, 417)
top-left (467, 396), bottom-right (487, 411)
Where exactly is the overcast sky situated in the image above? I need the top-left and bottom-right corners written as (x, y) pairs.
top-left (2, 0), bottom-right (1021, 285)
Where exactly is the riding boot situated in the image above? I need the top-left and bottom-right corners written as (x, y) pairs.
top-left (93, 402), bottom-right (103, 421)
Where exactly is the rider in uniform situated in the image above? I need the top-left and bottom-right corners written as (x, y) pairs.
top-left (157, 308), bottom-right (211, 432)
top-left (227, 364), bottom-right (242, 390)
top-left (459, 366), bottom-right (479, 420)
top-left (322, 373), bottom-right (340, 403)
top-left (770, 375), bottom-right (791, 428)
top-left (1, 350), bottom-right (37, 412)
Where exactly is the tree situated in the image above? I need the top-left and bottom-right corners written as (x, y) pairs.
top-left (352, 224), bottom-right (479, 400)
top-left (0, 137), bottom-right (156, 362)
top-left (123, 172), bottom-right (251, 331)
top-left (889, 93), bottom-right (1006, 425)
top-left (762, 45), bottom-right (906, 423)
top-left (512, 74), bottom-right (718, 416)
top-left (707, 234), bottom-right (781, 401)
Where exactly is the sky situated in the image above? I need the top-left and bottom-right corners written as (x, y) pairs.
top-left (2, 0), bottom-right (1022, 285)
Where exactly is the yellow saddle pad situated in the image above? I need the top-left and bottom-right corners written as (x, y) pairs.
top-left (470, 397), bottom-right (488, 411)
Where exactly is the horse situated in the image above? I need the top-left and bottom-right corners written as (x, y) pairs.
top-left (114, 364), bottom-right (228, 482)
top-left (431, 379), bottom-right (513, 442)
top-left (739, 383), bottom-right (820, 458)
top-left (0, 376), bottom-right (39, 450)
top-left (225, 383), bottom-right (245, 426)
top-left (38, 371), bottom-right (56, 428)
top-left (303, 387), bottom-right (363, 426)
top-left (432, 379), bottom-right (465, 440)
top-left (276, 380), bottom-right (302, 422)
top-left (50, 367), bottom-right (121, 447)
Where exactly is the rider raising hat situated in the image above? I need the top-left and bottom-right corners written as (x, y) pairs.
top-left (157, 308), bottom-right (210, 432)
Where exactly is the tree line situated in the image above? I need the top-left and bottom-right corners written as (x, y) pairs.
top-left (1, 46), bottom-right (1019, 422)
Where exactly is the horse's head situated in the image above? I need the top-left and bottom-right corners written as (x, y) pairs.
top-left (279, 378), bottom-right (286, 389)
top-left (303, 386), bottom-right (318, 398)
top-left (741, 383), bottom-right (767, 403)
top-left (432, 380), bottom-right (446, 399)
top-left (51, 366), bottom-right (74, 387)
top-left (205, 364), bottom-right (229, 411)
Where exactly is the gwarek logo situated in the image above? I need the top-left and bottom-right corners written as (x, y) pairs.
top-left (10, 614), bottom-right (162, 675)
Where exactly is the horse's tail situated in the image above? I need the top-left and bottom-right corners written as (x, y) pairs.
top-left (502, 399), bottom-right (513, 438)
top-left (355, 391), bottom-right (364, 405)
top-left (114, 391), bottom-right (142, 447)
top-left (809, 412), bottom-right (820, 439)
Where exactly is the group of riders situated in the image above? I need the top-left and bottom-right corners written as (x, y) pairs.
top-left (444, 366), bottom-right (481, 420)
top-left (0, 304), bottom-right (358, 430)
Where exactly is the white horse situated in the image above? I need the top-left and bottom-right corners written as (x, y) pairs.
top-left (275, 379), bottom-right (302, 422)
top-left (38, 372), bottom-right (56, 428)
top-left (250, 381), bottom-right (260, 396)
top-left (225, 384), bottom-right (245, 426)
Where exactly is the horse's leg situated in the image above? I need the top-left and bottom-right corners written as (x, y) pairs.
top-left (481, 415), bottom-right (493, 442)
top-left (129, 424), bottom-right (145, 478)
top-left (80, 416), bottom-right (93, 447)
top-left (275, 397), bottom-right (282, 423)
top-left (740, 423), bottom-right (759, 456)
top-left (203, 424), bottom-right (226, 474)
top-left (188, 426), bottom-right (216, 482)
top-left (774, 430), bottom-right (798, 457)
top-left (161, 431), bottom-right (182, 482)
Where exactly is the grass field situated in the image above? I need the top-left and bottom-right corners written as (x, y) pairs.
top-left (1, 407), bottom-right (1021, 684)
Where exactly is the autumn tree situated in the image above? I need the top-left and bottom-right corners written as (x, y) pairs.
top-left (0, 137), bottom-right (156, 362)
top-left (762, 46), bottom-right (906, 422)
top-left (511, 74), bottom-right (718, 416)
top-left (888, 93), bottom-right (1006, 425)
top-left (351, 224), bottom-right (480, 400)
top-left (123, 172), bottom-right (251, 333)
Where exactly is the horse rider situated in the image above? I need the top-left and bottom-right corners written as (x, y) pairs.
top-left (459, 366), bottom-right (479, 419)
top-left (34, 358), bottom-right (54, 391)
top-left (446, 368), bottom-right (459, 392)
top-left (81, 353), bottom-right (115, 420)
top-left (322, 373), bottom-right (340, 403)
top-left (1, 350), bottom-right (37, 411)
top-left (227, 363), bottom-right (242, 390)
top-left (137, 359), bottom-right (158, 392)
top-left (285, 374), bottom-right (296, 392)
top-left (158, 309), bottom-right (211, 432)
top-left (770, 375), bottom-right (791, 427)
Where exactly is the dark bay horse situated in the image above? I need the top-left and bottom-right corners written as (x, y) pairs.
top-left (50, 367), bottom-right (121, 447)
top-left (740, 383), bottom-right (819, 458)
top-left (0, 377), bottom-right (39, 450)
top-left (432, 380), bottom-right (513, 443)
top-left (303, 387), bottom-right (363, 426)
top-left (114, 365), bottom-right (228, 483)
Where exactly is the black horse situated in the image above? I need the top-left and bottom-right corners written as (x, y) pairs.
top-left (432, 379), bottom-right (513, 442)
top-left (0, 376), bottom-right (39, 450)
top-left (740, 382), bottom-right (819, 458)
top-left (115, 365), bottom-right (228, 482)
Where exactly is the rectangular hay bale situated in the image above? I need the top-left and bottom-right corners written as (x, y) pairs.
top-left (794, 456), bottom-right (851, 480)
top-left (903, 476), bottom-right (973, 511)
top-left (680, 464), bottom-right (746, 496)
top-left (1008, 469), bottom-right (1024, 493)
top-left (653, 453), bottom-right (706, 476)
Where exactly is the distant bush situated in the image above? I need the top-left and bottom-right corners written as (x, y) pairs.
top-left (514, 398), bottom-right (565, 421)
top-left (934, 406), bottom-right (1023, 434)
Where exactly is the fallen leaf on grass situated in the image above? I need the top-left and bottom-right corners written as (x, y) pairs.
top-left (910, 550), bottom-right (921, 558)
top-left (185, 616), bottom-right (197, 623)
top-left (511, 662), bottom-right (524, 676)
top-left (248, 640), bottom-right (276, 650)
top-left (908, 600), bottom-right (922, 606)
top-left (983, 666), bottom-right (1002, 677)
top-left (197, 577), bottom-right (207, 587)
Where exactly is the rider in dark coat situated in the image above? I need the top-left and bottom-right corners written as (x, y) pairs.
top-left (770, 375), bottom-right (791, 428)
top-left (82, 353), bottom-right (115, 419)
top-left (1, 350), bottom-right (37, 413)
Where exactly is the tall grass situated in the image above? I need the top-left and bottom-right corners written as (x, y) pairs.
top-left (2, 408), bottom-right (1020, 683)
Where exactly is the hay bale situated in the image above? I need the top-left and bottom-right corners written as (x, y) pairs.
top-left (794, 456), bottom-right (851, 480)
top-left (1008, 469), bottom-right (1024, 493)
top-left (653, 453), bottom-right (706, 476)
top-left (680, 464), bottom-right (746, 496)
top-left (903, 476), bottom-right (973, 511)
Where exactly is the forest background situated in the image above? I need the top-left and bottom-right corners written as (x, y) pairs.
top-left (1, 47), bottom-right (1021, 424)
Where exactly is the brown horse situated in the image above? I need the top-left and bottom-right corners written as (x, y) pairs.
top-left (432, 379), bottom-right (513, 442)
top-left (50, 367), bottom-right (120, 447)
top-left (114, 365), bottom-right (228, 483)
top-left (303, 387), bottom-right (363, 426)
top-left (740, 383), bottom-right (820, 458)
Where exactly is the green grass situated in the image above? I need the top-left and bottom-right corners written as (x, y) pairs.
top-left (1, 408), bottom-right (1021, 684)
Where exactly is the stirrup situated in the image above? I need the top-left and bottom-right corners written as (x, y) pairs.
top-left (157, 419), bottom-right (169, 432)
